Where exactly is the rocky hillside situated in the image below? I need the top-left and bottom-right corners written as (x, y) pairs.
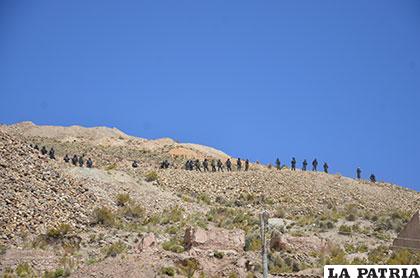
top-left (1, 122), bottom-right (419, 278)
top-left (0, 129), bottom-right (98, 245)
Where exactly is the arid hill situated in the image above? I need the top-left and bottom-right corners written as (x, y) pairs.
top-left (1, 122), bottom-right (419, 277)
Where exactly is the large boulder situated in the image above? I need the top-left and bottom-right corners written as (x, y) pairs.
top-left (184, 226), bottom-right (245, 252)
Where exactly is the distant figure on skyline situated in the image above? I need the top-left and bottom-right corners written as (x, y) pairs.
top-left (356, 168), bottom-right (362, 179)
top-left (291, 157), bottom-right (296, 171)
top-left (276, 158), bottom-right (281, 170)
top-left (245, 159), bottom-right (249, 171)
top-left (237, 158), bottom-right (242, 171)
top-left (302, 159), bottom-right (308, 171)
top-left (370, 174), bottom-right (376, 183)
top-left (312, 159), bottom-right (318, 171)
top-left (323, 162), bottom-right (329, 173)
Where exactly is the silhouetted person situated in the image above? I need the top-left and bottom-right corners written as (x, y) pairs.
top-left (211, 159), bottom-right (217, 172)
top-left (86, 158), bottom-right (93, 168)
top-left (63, 154), bottom-right (70, 163)
top-left (48, 148), bottom-right (55, 159)
top-left (78, 156), bottom-right (84, 167)
top-left (312, 159), bottom-right (318, 171)
top-left (302, 160), bottom-right (308, 171)
top-left (132, 160), bottom-right (138, 168)
top-left (237, 158), bottom-right (242, 171)
top-left (226, 159), bottom-right (232, 172)
top-left (291, 157), bottom-right (296, 171)
top-left (188, 160), bottom-right (194, 171)
top-left (323, 162), bottom-right (329, 173)
top-left (276, 158), bottom-right (281, 170)
top-left (245, 159), bottom-right (249, 171)
top-left (203, 159), bottom-right (209, 172)
top-left (72, 155), bottom-right (78, 166)
top-left (356, 168), bottom-right (362, 179)
top-left (370, 174), bottom-right (376, 183)
top-left (217, 159), bottom-right (223, 172)
top-left (41, 146), bottom-right (48, 155)
top-left (195, 159), bottom-right (202, 172)
top-left (34, 145), bottom-right (39, 150)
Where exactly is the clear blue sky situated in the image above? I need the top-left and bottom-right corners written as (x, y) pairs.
top-left (1, 1), bottom-right (420, 190)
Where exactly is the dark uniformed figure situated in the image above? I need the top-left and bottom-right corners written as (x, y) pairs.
top-left (237, 158), bottom-right (242, 171)
top-left (41, 146), bottom-right (48, 155)
top-left (195, 159), bottom-right (202, 171)
top-left (291, 157), bottom-right (296, 171)
top-left (370, 174), bottom-right (376, 183)
top-left (302, 160), bottom-right (308, 171)
top-left (276, 158), bottom-right (281, 170)
top-left (211, 159), bottom-right (217, 172)
top-left (189, 160), bottom-right (194, 171)
top-left (86, 158), bottom-right (93, 168)
top-left (48, 148), bottom-right (55, 159)
top-left (64, 154), bottom-right (70, 163)
top-left (226, 159), bottom-right (232, 172)
top-left (245, 159), bottom-right (249, 171)
top-left (34, 145), bottom-right (39, 150)
top-left (160, 160), bottom-right (170, 169)
top-left (356, 168), bottom-right (362, 179)
top-left (185, 160), bottom-right (190, 170)
top-left (78, 156), bottom-right (84, 167)
top-left (132, 160), bottom-right (138, 168)
top-left (217, 159), bottom-right (223, 172)
top-left (203, 159), bottom-right (209, 172)
top-left (323, 162), bottom-right (329, 173)
top-left (312, 159), bottom-right (318, 171)
top-left (72, 155), bottom-right (78, 166)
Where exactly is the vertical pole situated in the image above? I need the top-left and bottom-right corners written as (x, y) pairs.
top-left (260, 211), bottom-right (268, 278)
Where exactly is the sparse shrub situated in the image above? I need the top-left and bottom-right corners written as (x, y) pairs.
top-left (92, 207), bottom-right (116, 227)
top-left (161, 266), bottom-right (176, 276)
top-left (46, 223), bottom-right (71, 241)
top-left (121, 203), bottom-right (145, 220)
top-left (198, 193), bottom-right (211, 205)
top-left (105, 163), bottom-right (117, 171)
top-left (0, 243), bottom-right (7, 255)
top-left (244, 232), bottom-right (262, 251)
top-left (165, 225), bottom-right (179, 235)
top-left (388, 249), bottom-right (420, 264)
top-left (116, 193), bottom-right (131, 206)
top-left (16, 262), bottom-right (35, 277)
top-left (177, 258), bottom-right (200, 277)
top-left (214, 251), bottom-right (224, 259)
top-left (368, 245), bottom-right (389, 264)
top-left (162, 239), bottom-right (184, 253)
top-left (145, 171), bottom-right (159, 182)
top-left (327, 246), bottom-right (348, 265)
top-left (274, 207), bottom-right (286, 218)
top-left (102, 241), bottom-right (126, 258)
top-left (346, 214), bottom-right (357, 221)
top-left (338, 225), bottom-right (352, 235)
top-left (160, 206), bottom-right (184, 224)
top-left (43, 268), bottom-right (69, 278)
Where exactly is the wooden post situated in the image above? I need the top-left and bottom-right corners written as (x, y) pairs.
top-left (260, 211), bottom-right (269, 278)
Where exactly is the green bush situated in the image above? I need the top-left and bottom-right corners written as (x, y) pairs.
top-left (116, 193), bottom-right (131, 206)
top-left (368, 245), bottom-right (389, 264)
top-left (162, 239), bottom-right (184, 253)
top-left (338, 225), bottom-right (352, 235)
top-left (145, 171), bottom-right (159, 182)
top-left (161, 266), bottom-right (176, 276)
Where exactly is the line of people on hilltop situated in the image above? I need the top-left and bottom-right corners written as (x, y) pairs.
top-left (30, 144), bottom-right (56, 160)
top-left (63, 153), bottom-right (94, 168)
top-left (184, 158), bottom-right (250, 172)
top-left (276, 157), bottom-right (377, 183)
